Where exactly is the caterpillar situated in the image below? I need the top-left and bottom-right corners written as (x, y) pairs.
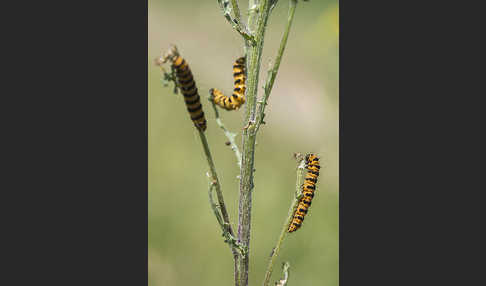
top-left (158, 45), bottom-right (207, 131)
top-left (209, 56), bottom-right (246, 110)
top-left (288, 154), bottom-right (320, 233)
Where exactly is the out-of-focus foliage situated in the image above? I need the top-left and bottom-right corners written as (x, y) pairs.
top-left (149, 1), bottom-right (338, 285)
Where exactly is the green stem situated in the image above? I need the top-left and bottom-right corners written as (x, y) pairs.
top-left (256, 0), bottom-right (298, 130)
top-left (209, 98), bottom-right (242, 169)
top-left (218, 0), bottom-right (255, 44)
top-left (231, 0), bottom-right (242, 24)
top-left (208, 183), bottom-right (225, 230)
top-left (237, 1), bottom-right (273, 285)
top-left (197, 129), bottom-right (240, 281)
top-left (262, 159), bottom-right (305, 286)
top-left (208, 182), bottom-right (246, 255)
top-left (247, 0), bottom-right (259, 33)
top-left (198, 130), bottom-right (234, 238)
top-left (275, 262), bottom-right (290, 286)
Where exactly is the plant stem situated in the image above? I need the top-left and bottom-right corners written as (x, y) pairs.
top-left (266, 0), bottom-right (297, 93)
top-left (218, 0), bottom-right (255, 44)
top-left (197, 129), bottom-right (240, 281)
top-left (231, 0), bottom-right (242, 24)
top-left (247, 0), bottom-right (259, 33)
top-left (275, 262), bottom-right (290, 286)
top-left (209, 98), bottom-right (242, 169)
top-left (208, 182), bottom-right (246, 255)
top-left (262, 159), bottom-right (305, 286)
top-left (256, 0), bottom-right (298, 131)
top-left (198, 130), bottom-right (234, 238)
top-left (237, 1), bottom-right (272, 285)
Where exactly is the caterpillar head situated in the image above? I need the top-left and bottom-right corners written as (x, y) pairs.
top-left (236, 56), bottom-right (246, 65)
top-left (305, 154), bottom-right (320, 165)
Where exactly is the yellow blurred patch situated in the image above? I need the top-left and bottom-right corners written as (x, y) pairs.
top-left (303, 4), bottom-right (339, 56)
top-left (329, 4), bottom-right (339, 36)
top-left (309, 4), bottom-right (339, 40)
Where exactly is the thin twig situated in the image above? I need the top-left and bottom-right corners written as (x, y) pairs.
top-left (197, 129), bottom-right (239, 258)
top-left (274, 262), bottom-right (290, 286)
top-left (256, 0), bottom-right (298, 131)
top-left (218, 0), bottom-right (256, 44)
top-left (208, 181), bottom-right (247, 255)
top-left (208, 182), bottom-right (225, 227)
top-left (269, 0), bottom-right (280, 12)
top-left (247, 0), bottom-right (259, 34)
top-left (209, 96), bottom-right (242, 169)
top-left (262, 158), bottom-right (305, 286)
top-left (231, 0), bottom-right (242, 23)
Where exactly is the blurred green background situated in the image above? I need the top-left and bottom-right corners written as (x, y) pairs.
top-left (149, 1), bottom-right (338, 285)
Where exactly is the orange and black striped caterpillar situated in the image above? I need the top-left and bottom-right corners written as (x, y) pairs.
top-left (157, 45), bottom-right (207, 131)
top-left (288, 154), bottom-right (320, 233)
top-left (209, 56), bottom-right (246, 110)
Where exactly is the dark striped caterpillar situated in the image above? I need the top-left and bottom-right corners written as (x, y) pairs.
top-left (209, 56), bottom-right (246, 110)
top-left (157, 45), bottom-right (207, 131)
top-left (288, 154), bottom-right (320, 233)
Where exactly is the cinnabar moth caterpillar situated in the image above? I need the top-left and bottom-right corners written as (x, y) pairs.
top-left (288, 154), bottom-right (320, 233)
top-left (210, 56), bottom-right (246, 111)
top-left (158, 45), bottom-right (207, 131)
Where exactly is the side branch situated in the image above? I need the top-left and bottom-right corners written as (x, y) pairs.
top-left (208, 182), bottom-right (247, 255)
top-left (262, 158), bottom-right (305, 286)
top-left (231, 0), bottom-right (242, 23)
top-left (275, 262), bottom-right (290, 286)
top-left (197, 130), bottom-right (238, 253)
top-left (218, 0), bottom-right (256, 44)
top-left (209, 96), bottom-right (242, 169)
top-left (256, 0), bottom-right (298, 131)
